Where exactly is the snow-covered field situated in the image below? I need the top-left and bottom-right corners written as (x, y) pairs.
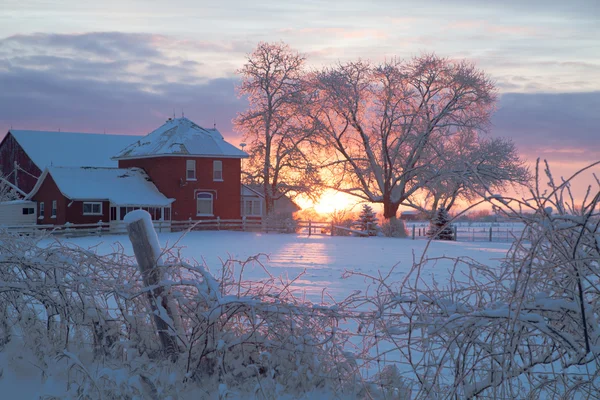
top-left (45, 231), bottom-right (512, 302)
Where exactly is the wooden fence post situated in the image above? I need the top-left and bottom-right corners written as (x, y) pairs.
top-left (242, 216), bottom-right (246, 231)
top-left (126, 212), bottom-right (180, 360)
top-left (489, 227), bottom-right (493, 242)
top-left (331, 220), bottom-right (334, 236)
top-left (308, 220), bottom-right (312, 236)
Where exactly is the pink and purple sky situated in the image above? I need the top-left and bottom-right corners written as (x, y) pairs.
top-left (0, 0), bottom-right (598, 203)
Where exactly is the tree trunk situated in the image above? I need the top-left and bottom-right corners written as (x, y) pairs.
top-left (383, 200), bottom-right (400, 220)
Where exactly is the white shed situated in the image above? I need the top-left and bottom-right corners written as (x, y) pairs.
top-left (0, 200), bottom-right (37, 226)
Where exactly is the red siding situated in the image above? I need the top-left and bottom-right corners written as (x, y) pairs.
top-left (30, 174), bottom-right (110, 225)
top-left (30, 174), bottom-right (68, 225)
top-left (0, 132), bottom-right (42, 193)
top-left (119, 157), bottom-right (242, 220)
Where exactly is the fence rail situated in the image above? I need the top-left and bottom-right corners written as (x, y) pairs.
top-left (1, 218), bottom-right (525, 242)
top-left (406, 222), bottom-right (524, 242)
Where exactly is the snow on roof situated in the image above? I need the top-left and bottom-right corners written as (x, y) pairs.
top-left (9, 130), bottom-right (138, 169)
top-left (241, 184), bottom-right (301, 212)
top-left (28, 167), bottom-right (173, 206)
top-left (113, 117), bottom-right (248, 160)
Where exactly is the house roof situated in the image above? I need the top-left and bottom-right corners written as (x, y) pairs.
top-left (241, 184), bottom-right (301, 212)
top-left (113, 117), bottom-right (248, 160)
top-left (8, 130), bottom-right (138, 169)
top-left (27, 167), bottom-right (174, 207)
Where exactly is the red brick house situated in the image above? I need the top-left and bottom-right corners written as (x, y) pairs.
top-left (113, 117), bottom-right (248, 221)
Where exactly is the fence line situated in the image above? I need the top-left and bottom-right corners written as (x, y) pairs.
top-left (1, 218), bottom-right (524, 242)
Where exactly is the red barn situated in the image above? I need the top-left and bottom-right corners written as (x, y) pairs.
top-left (0, 130), bottom-right (136, 193)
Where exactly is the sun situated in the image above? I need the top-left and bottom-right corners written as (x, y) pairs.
top-left (296, 189), bottom-right (358, 215)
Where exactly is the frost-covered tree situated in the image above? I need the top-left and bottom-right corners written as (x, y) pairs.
top-left (357, 204), bottom-right (378, 236)
top-left (408, 132), bottom-right (530, 218)
top-left (311, 54), bottom-right (496, 224)
top-left (235, 42), bottom-right (321, 215)
top-left (427, 206), bottom-right (454, 240)
top-left (0, 173), bottom-right (21, 201)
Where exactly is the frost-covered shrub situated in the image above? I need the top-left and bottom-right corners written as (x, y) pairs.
top-left (263, 212), bottom-right (299, 233)
top-left (426, 206), bottom-right (454, 240)
top-left (329, 209), bottom-right (356, 236)
top-left (0, 229), bottom-right (360, 399)
top-left (348, 161), bottom-right (600, 398)
top-left (356, 204), bottom-right (379, 236)
top-left (380, 218), bottom-right (408, 238)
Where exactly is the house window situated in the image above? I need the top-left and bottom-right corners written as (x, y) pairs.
top-left (51, 200), bottom-right (57, 218)
top-left (22, 207), bottom-right (35, 215)
top-left (196, 192), bottom-right (213, 216)
top-left (83, 202), bottom-right (103, 215)
top-left (39, 202), bottom-right (45, 218)
top-left (243, 199), bottom-right (262, 216)
top-left (186, 160), bottom-right (196, 180)
top-left (213, 160), bottom-right (223, 181)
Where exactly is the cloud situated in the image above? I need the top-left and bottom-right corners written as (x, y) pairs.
top-left (0, 32), bottom-right (248, 139)
top-left (1, 31), bottom-right (598, 176)
top-left (491, 92), bottom-right (600, 164)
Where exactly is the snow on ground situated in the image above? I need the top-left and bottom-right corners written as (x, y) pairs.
top-left (45, 231), bottom-right (512, 302)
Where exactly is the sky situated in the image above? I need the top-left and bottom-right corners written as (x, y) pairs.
top-left (0, 0), bottom-right (598, 207)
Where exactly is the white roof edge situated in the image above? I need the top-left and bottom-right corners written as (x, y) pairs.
top-left (113, 153), bottom-right (249, 161)
top-left (25, 168), bottom-right (50, 200)
top-left (27, 167), bottom-right (175, 207)
top-left (241, 184), bottom-right (264, 198)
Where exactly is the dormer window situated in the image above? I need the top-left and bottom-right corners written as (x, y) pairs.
top-left (186, 160), bottom-right (196, 180)
top-left (213, 160), bottom-right (223, 181)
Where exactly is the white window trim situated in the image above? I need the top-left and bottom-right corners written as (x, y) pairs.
top-left (196, 192), bottom-right (214, 216)
top-left (213, 160), bottom-right (223, 182)
top-left (186, 160), bottom-right (196, 181)
top-left (51, 200), bottom-right (57, 218)
top-left (83, 201), bottom-right (103, 216)
top-left (243, 199), bottom-right (262, 217)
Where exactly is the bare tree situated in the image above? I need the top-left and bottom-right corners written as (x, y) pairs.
top-left (311, 54), bottom-right (496, 222)
top-left (235, 42), bottom-right (321, 215)
top-left (407, 133), bottom-right (531, 217)
top-left (0, 172), bottom-right (23, 201)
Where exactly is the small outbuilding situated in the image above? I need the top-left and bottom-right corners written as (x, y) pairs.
top-left (0, 200), bottom-right (37, 226)
top-left (27, 166), bottom-right (174, 231)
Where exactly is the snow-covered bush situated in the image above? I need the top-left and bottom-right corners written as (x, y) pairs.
top-left (426, 206), bottom-right (454, 240)
top-left (0, 230), bottom-right (360, 398)
top-left (348, 161), bottom-right (600, 398)
top-left (356, 204), bottom-right (379, 236)
top-left (329, 209), bottom-right (356, 236)
top-left (380, 217), bottom-right (408, 238)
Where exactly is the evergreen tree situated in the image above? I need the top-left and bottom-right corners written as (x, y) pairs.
top-left (357, 204), bottom-right (379, 236)
top-left (427, 206), bottom-right (454, 240)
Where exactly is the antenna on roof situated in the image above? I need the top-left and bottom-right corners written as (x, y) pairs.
top-left (173, 108), bottom-right (176, 119)
top-left (213, 119), bottom-right (216, 129)
top-left (182, 108), bottom-right (184, 118)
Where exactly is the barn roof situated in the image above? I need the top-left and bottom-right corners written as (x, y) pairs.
top-left (28, 167), bottom-right (174, 207)
top-left (113, 117), bottom-right (248, 160)
top-left (9, 130), bottom-right (138, 169)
